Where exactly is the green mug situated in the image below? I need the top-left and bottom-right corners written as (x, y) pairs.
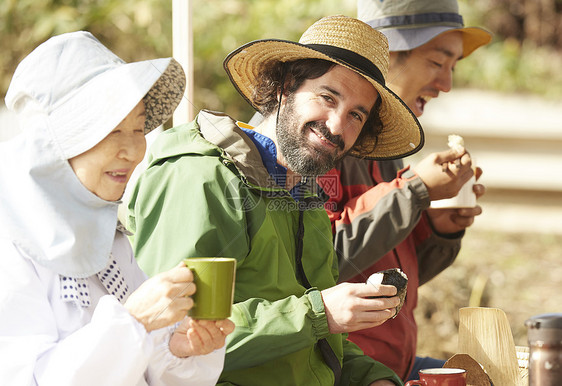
top-left (183, 257), bottom-right (236, 320)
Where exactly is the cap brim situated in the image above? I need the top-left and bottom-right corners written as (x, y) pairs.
top-left (224, 39), bottom-right (424, 160)
top-left (458, 27), bottom-right (493, 57)
top-left (382, 26), bottom-right (492, 57)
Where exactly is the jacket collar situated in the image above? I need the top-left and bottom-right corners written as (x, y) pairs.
top-left (198, 110), bottom-right (329, 203)
top-left (147, 110), bottom-right (328, 201)
top-left (197, 110), bottom-right (282, 191)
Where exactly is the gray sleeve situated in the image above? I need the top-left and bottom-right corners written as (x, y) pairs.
top-left (336, 168), bottom-right (430, 281)
top-left (416, 228), bottom-right (464, 286)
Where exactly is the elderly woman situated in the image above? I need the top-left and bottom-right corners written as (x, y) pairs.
top-left (0, 32), bottom-right (234, 385)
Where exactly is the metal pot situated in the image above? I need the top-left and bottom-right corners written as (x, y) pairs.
top-left (525, 313), bottom-right (562, 386)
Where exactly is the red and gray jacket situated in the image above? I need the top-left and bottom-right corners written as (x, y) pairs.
top-left (317, 156), bottom-right (463, 380)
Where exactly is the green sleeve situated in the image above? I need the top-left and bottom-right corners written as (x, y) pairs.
top-left (341, 336), bottom-right (404, 386)
top-left (128, 152), bottom-right (333, 371)
top-left (128, 152), bottom-right (250, 275)
top-left (225, 288), bottom-right (330, 371)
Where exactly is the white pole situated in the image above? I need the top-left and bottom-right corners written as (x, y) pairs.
top-left (172, 0), bottom-right (194, 126)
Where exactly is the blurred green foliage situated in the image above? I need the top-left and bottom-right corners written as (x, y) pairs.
top-left (187, 0), bottom-right (356, 121)
top-left (456, 0), bottom-right (562, 100)
top-left (2, 0), bottom-right (561, 123)
top-left (1, 0), bottom-right (355, 122)
top-left (1, 0), bottom-right (175, 106)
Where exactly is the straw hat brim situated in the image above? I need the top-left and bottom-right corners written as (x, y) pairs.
top-left (224, 39), bottom-right (424, 160)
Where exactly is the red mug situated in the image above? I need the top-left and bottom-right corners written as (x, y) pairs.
top-left (405, 368), bottom-right (467, 386)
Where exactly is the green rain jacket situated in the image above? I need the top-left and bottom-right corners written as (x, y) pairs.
top-left (127, 110), bottom-right (402, 386)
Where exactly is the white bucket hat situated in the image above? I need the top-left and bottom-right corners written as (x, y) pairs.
top-left (6, 31), bottom-right (186, 160)
top-left (358, 0), bottom-right (492, 58)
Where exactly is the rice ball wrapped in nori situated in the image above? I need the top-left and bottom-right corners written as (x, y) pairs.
top-left (367, 268), bottom-right (408, 318)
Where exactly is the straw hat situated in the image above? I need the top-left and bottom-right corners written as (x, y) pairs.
top-left (6, 31), bottom-right (186, 160)
top-left (224, 15), bottom-right (424, 160)
top-left (358, 0), bottom-right (492, 58)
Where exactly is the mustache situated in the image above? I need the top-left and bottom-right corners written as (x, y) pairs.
top-left (304, 121), bottom-right (345, 151)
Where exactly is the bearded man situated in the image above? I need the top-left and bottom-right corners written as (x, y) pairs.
top-left (129, 15), bottom-right (424, 386)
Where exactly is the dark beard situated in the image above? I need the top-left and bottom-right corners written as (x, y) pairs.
top-left (276, 96), bottom-right (345, 177)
